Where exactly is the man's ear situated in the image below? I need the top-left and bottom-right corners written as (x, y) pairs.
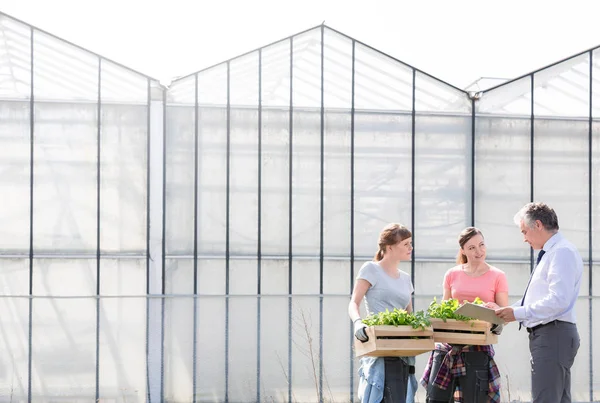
top-left (535, 220), bottom-right (543, 230)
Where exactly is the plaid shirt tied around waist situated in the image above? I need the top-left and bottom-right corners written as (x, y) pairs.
top-left (420, 343), bottom-right (501, 403)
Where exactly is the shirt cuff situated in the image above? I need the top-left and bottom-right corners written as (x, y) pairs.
top-left (513, 306), bottom-right (526, 321)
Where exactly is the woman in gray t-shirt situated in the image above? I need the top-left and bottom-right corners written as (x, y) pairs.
top-left (348, 223), bottom-right (415, 403)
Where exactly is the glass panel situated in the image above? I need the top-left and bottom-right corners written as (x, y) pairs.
top-left (291, 28), bottom-right (322, 109)
top-left (229, 297), bottom-right (258, 402)
top-left (100, 258), bottom-right (146, 296)
top-left (0, 22), bottom-right (30, 253)
top-left (415, 73), bottom-right (471, 259)
top-left (33, 259), bottom-right (96, 296)
top-left (100, 60), bottom-right (148, 104)
top-left (198, 65), bottom-right (227, 256)
top-left (100, 77), bottom-right (148, 254)
top-left (292, 260), bottom-right (319, 294)
top-left (98, 297), bottom-right (146, 402)
top-left (262, 38), bottom-right (291, 108)
top-left (323, 30), bottom-right (352, 258)
top-left (230, 259), bottom-right (257, 295)
top-left (261, 259), bottom-right (289, 295)
top-left (230, 53), bottom-right (259, 256)
top-left (31, 298), bottom-right (96, 398)
top-left (0, 298), bottom-right (28, 400)
top-left (477, 75), bottom-right (532, 115)
top-left (0, 16), bottom-right (31, 99)
top-left (33, 31), bottom-right (99, 253)
top-left (196, 297), bottom-right (226, 401)
top-left (165, 258), bottom-right (193, 295)
top-left (322, 296), bottom-right (351, 402)
top-left (0, 258), bottom-right (29, 296)
top-left (259, 296), bottom-right (290, 400)
top-left (165, 76), bottom-right (195, 255)
top-left (197, 258), bottom-right (226, 295)
top-left (593, 118), bottom-right (600, 259)
top-left (164, 297), bottom-right (194, 402)
top-left (290, 296), bottom-right (321, 402)
top-left (323, 260), bottom-right (350, 295)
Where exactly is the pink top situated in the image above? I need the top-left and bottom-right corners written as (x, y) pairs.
top-left (443, 265), bottom-right (508, 304)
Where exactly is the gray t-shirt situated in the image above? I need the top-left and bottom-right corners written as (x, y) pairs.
top-left (357, 261), bottom-right (414, 315)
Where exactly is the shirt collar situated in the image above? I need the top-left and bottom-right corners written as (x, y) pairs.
top-left (541, 231), bottom-right (562, 252)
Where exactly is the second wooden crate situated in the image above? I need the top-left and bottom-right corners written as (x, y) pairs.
top-left (430, 318), bottom-right (498, 345)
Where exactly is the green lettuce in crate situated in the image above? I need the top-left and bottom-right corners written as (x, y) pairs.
top-left (362, 308), bottom-right (431, 330)
top-left (427, 297), bottom-right (484, 322)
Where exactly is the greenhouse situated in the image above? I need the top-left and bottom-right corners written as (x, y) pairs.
top-left (0, 10), bottom-right (599, 403)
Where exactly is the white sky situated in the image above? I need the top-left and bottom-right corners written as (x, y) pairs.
top-left (2, 0), bottom-right (600, 88)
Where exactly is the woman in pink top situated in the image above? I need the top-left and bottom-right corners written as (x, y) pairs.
top-left (421, 227), bottom-right (508, 403)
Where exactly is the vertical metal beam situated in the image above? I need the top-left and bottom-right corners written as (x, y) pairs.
top-left (225, 60), bottom-right (231, 403)
top-left (588, 50), bottom-right (594, 403)
top-left (318, 25), bottom-right (325, 403)
top-left (410, 69), bottom-right (416, 300)
top-left (530, 74), bottom-right (535, 272)
top-left (160, 88), bottom-right (167, 403)
top-left (192, 72), bottom-right (199, 403)
top-left (256, 48), bottom-right (263, 403)
top-left (349, 38), bottom-right (356, 402)
top-left (471, 98), bottom-right (476, 227)
top-left (287, 36), bottom-right (294, 403)
top-left (27, 25), bottom-right (34, 403)
top-left (95, 56), bottom-right (102, 403)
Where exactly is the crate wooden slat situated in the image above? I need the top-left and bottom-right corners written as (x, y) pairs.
top-left (354, 325), bottom-right (434, 358)
top-left (429, 318), bottom-right (498, 345)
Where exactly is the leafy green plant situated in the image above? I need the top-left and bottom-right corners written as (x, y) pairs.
top-left (361, 308), bottom-right (431, 329)
top-left (427, 297), bottom-right (484, 322)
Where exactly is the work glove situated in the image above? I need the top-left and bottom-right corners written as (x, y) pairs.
top-left (491, 323), bottom-right (504, 335)
top-left (353, 319), bottom-right (369, 342)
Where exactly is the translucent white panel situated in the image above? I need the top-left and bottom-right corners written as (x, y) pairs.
top-left (197, 259), bottom-right (226, 295)
top-left (165, 258), bottom-right (193, 295)
top-left (33, 259), bottom-right (96, 296)
top-left (475, 116), bottom-right (531, 259)
top-left (0, 16), bottom-right (31, 98)
top-left (165, 102), bottom-right (194, 255)
top-left (230, 54), bottom-right (259, 255)
top-left (413, 261), bottom-right (449, 297)
top-left (0, 100), bottom-right (30, 252)
top-left (292, 260), bottom-right (319, 294)
top-left (168, 75), bottom-right (196, 105)
top-left (593, 49), bottom-right (600, 118)
top-left (100, 258), bottom-right (146, 296)
top-left (594, 299), bottom-right (600, 400)
top-left (0, 258), bottom-right (29, 296)
top-left (415, 73), bottom-right (470, 113)
top-left (31, 298), bottom-right (96, 398)
top-left (100, 103), bottom-right (148, 253)
top-left (353, 113), bottom-right (412, 257)
top-left (259, 297), bottom-right (291, 401)
top-left (324, 111), bottom-right (351, 256)
top-left (33, 31), bottom-right (99, 102)
top-left (415, 90), bottom-right (471, 258)
top-left (197, 65), bottom-right (227, 254)
top-left (0, 298), bottom-right (28, 400)
top-left (196, 297), bottom-right (226, 401)
top-left (290, 297), bottom-right (321, 402)
top-left (101, 59), bottom-right (149, 104)
top-left (354, 43), bottom-right (413, 111)
top-left (593, 121), bottom-right (600, 258)
top-left (291, 28), bottom-right (322, 108)
top-left (261, 109), bottom-right (290, 255)
top-left (533, 54), bottom-right (590, 118)
top-left (261, 259), bottom-right (289, 295)
top-left (568, 299), bottom-right (591, 401)
top-left (33, 102), bottom-right (97, 252)
top-left (291, 110), bottom-right (321, 256)
top-left (261, 39), bottom-right (291, 108)
top-left (322, 296), bottom-right (351, 402)
top-left (477, 76), bottom-right (532, 115)
top-left (229, 297), bottom-right (258, 402)
top-left (593, 265), bottom-right (600, 297)
top-left (230, 259), bottom-right (258, 295)
top-left (164, 297), bottom-right (194, 402)
top-left (493, 262), bottom-right (530, 300)
top-left (98, 298), bottom-right (146, 402)
top-left (534, 119), bottom-right (589, 255)
top-left (322, 28), bottom-right (352, 109)
top-left (323, 260), bottom-right (350, 294)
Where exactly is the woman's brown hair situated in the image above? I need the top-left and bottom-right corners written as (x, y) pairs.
top-left (456, 227), bottom-right (484, 264)
top-left (374, 223), bottom-right (412, 261)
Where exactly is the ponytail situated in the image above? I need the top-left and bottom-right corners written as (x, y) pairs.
top-left (374, 248), bottom-right (384, 261)
top-left (456, 249), bottom-right (467, 264)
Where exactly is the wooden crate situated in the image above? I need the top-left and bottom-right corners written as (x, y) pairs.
top-left (429, 318), bottom-right (498, 345)
top-left (354, 325), bottom-right (434, 358)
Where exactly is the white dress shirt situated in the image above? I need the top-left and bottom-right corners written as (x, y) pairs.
top-left (513, 232), bottom-right (583, 328)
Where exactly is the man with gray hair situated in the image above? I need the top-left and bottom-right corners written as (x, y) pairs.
top-left (495, 202), bottom-right (582, 403)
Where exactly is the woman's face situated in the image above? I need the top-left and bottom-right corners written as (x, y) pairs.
top-left (461, 233), bottom-right (486, 263)
top-left (388, 237), bottom-right (413, 261)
